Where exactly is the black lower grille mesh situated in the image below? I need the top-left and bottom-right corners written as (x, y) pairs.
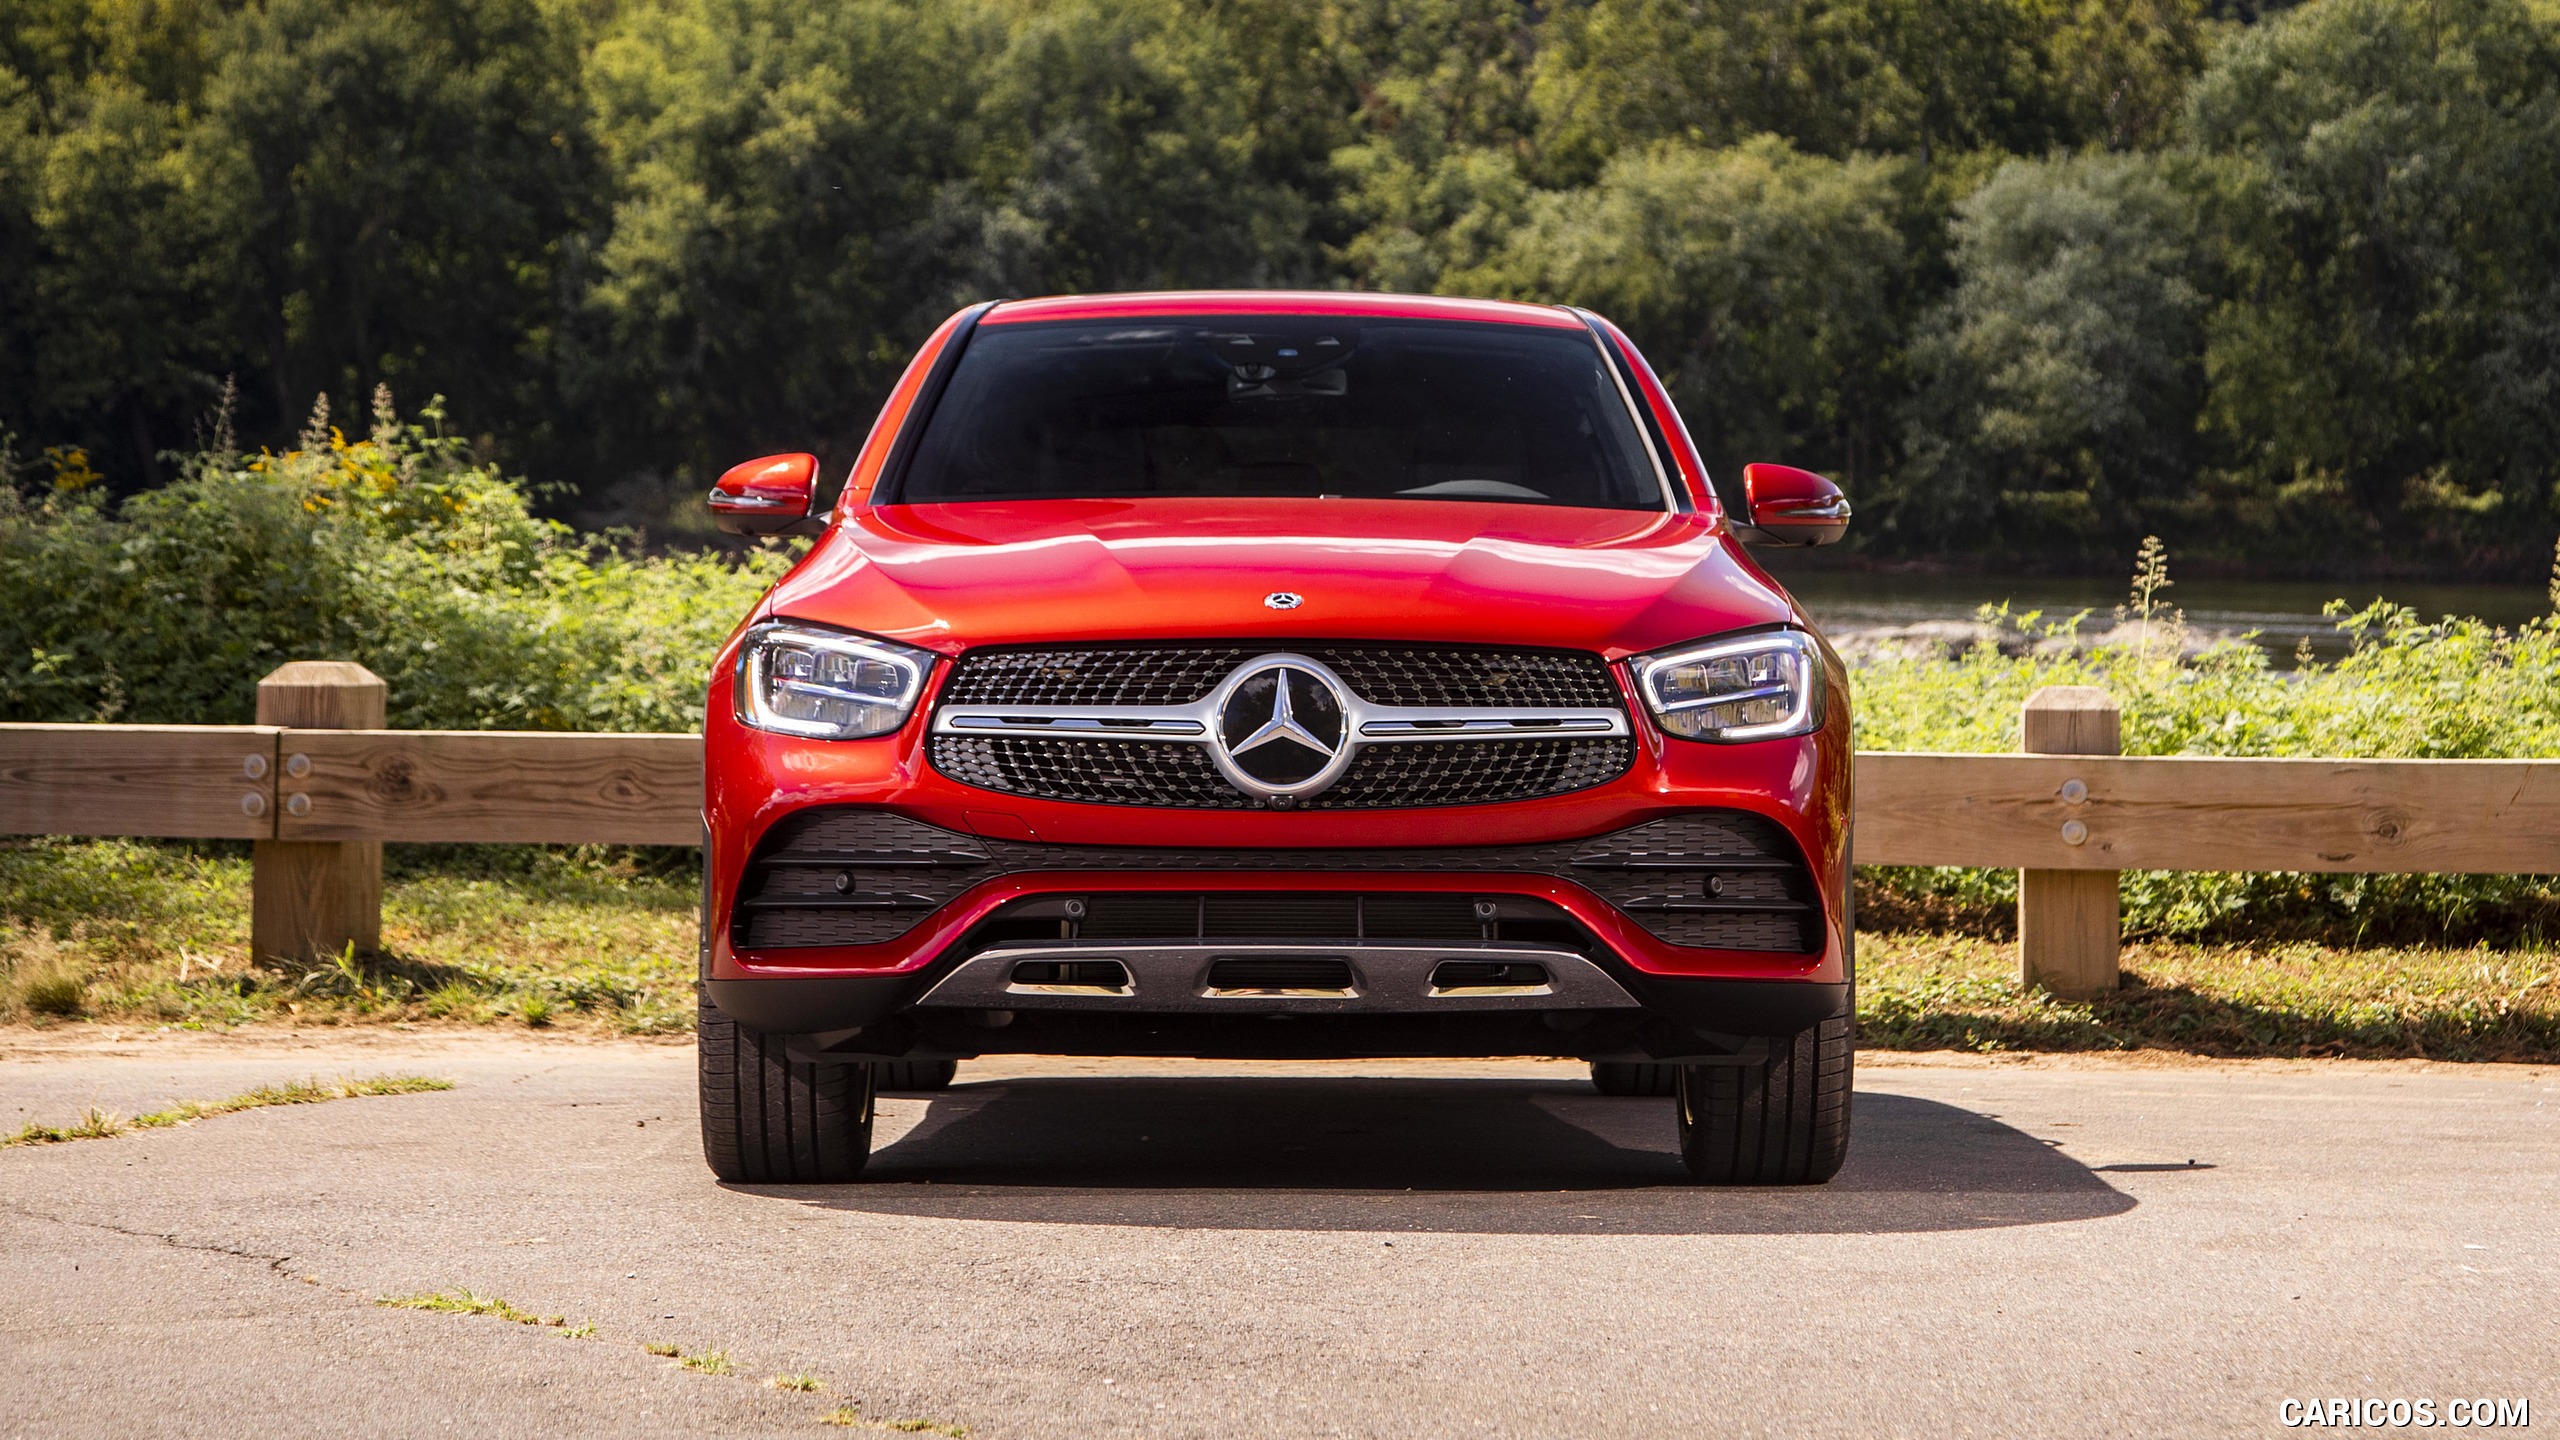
top-left (1069, 891), bottom-right (1494, 941)
top-left (730, 811), bottom-right (990, 950)
top-left (929, 735), bottom-right (1632, 809)
top-left (729, 808), bottom-right (1823, 954)
top-left (1571, 813), bottom-right (1823, 951)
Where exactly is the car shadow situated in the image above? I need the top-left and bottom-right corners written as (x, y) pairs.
top-left (747, 1076), bottom-right (2135, 1236)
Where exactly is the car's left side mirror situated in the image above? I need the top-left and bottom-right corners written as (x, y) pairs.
top-left (708, 453), bottom-right (825, 537)
top-left (1737, 463), bottom-right (1851, 546)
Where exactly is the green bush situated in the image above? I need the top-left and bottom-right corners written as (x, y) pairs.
top-left (0, 390), bottom-right (786, 731)
top-left (1851, 541), bottom-right (2560, 944)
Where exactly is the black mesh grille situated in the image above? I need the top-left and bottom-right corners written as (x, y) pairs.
top-left (930, 735), bottom-right (1631, 810)
top-left (939, 642), bottom-right (1621, 709)
top-left (729, 807), bottom-right (1822, 954)
top-left (1316, 646), bottom-right (1617, 709)
top-left (931, 735), bottom-right (1254, 808)
top-left (1312, 739), bottom-right (1632, 809)
top-left (940, 647), bottom-right (1254, 707)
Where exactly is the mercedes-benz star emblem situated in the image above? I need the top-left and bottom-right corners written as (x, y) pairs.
top-left (1263, 592), bottom-right (1303, 610)
top-left (1211, 656), bottom-right (1351, 805)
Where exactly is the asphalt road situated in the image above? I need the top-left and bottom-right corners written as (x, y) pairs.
top-left (1, 1031), bottom-right (2552, 1439)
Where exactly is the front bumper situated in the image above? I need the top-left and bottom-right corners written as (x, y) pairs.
top-left (704, 971), bottom-right (1848, 1061)
top-left (703, 805), bottom-right (1849, 1058)
top-left (700, 634), bottom-right (1855, 1056)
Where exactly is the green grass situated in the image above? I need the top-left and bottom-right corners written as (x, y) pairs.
top-left (378, 1289), bottom-right (589, 1333)
top-left (5, 1074), bottom-right (452, 1146)
top-left (1861, 931), bottom-right (2560, 1060)
top-left (820, 1410), bottom-right (966, 1436)
top-left (0, 838), bottom-right (696, 1033)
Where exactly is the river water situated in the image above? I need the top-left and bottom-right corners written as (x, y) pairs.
top-left (1755, 561), bottom-right (2551, 664)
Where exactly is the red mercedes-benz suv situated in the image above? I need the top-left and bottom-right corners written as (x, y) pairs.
top-left (696, 292), bottom-right (1855, 1186)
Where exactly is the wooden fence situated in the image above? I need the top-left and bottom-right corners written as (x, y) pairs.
top-left (5, 665), bottom-right (2556, 1000)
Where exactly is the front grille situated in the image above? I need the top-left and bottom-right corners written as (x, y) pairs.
top-left (932, 735), bottom-right (1253, 809)
top-left (931, 641), bottom-right (1633, 810)
top-left (930, 734), bottom-right (1632, 810)
top-left (729, 808), bottom-right (1822, 954)
top-left (941, 647), bottom-right (1253, 707)
top-left (1312, 739), bottom-right (1631, 809)
top-left (940, 643), bottom-right (1621, 709)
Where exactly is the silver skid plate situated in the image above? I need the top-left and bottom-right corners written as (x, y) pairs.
top-left (912, 944), bottom-right (1643, 1014)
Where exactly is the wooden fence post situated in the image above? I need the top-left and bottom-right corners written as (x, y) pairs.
top-left (251, 662), bottom-right (386, 964)
top-left (2018, 685), bottom-right (2121, 998)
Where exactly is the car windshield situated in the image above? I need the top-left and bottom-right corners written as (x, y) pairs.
top-left (892, 316), bottom-right (1666, 510)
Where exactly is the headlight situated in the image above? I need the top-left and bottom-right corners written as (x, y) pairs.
top-left (1635, 629), bottom-right (1824, 742)
top-left (735, 622), bottom-right (934, 739)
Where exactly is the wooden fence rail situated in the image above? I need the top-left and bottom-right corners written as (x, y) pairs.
top-left (5, 667), bottom-right (2557, 999)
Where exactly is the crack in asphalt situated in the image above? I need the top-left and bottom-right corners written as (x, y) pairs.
top-left (0, 1197), bottom-right (303, 1279)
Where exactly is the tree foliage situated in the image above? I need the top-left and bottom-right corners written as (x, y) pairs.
top-left (1885, 153), bottom-right (2207, 550)
top-left (1, 0), bottom-right (2555, 569)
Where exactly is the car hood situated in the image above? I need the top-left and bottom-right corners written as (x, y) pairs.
top-left (764, 498), bottom-right (1802, 659)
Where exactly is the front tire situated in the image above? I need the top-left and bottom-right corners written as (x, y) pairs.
top-left (1675, 1003), bottom-right (1852, 1185)
top-left (698, 994), bottom-right (875, 1183)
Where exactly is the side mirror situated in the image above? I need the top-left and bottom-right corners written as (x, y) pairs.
top-left (1738, 462), bottom-right (1851, 546)
top-left (707, 453), bottom-right (824, 537)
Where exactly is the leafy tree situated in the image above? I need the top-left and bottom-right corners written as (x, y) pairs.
top-left (0, 0), bottom-right (594, 484)
top-left (16, 75), bottom-right (249, 481)
top-left (571, 0), bottom-right (1336, 513)
top-left (1887, 153), bottom-right (2207, 551)
top-left (203, 0), bottom-right (595, 457)
top-left (1527, 0), bottom-right (2077, 181)
top-left (2186, 0), bottom-right (2560, 564)
top-left (2046, 0), bottom-right (2216, 150)
top-left (1468, 136), bottom-right (1919, 502)
top-left (1315, 0), bottom-right (1537, 292)
top-left (0, 0), bottom-right (2551, 577)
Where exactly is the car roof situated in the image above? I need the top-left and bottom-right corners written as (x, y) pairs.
top-left (982, 290), bottom-right (1587, 330)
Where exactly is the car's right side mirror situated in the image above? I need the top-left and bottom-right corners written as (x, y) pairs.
top-left (1737, 463), bottom-right (1851, 546)
top-left (708, 452), bottom-right (825, 537)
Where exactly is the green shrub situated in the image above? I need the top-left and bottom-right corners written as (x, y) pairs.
top-left (1851, 540), bottom-right (2560, 943)
top-left (20, 971), bottom-right (87, 1017)
top-left (0, 390), bottom-right (787, 732)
